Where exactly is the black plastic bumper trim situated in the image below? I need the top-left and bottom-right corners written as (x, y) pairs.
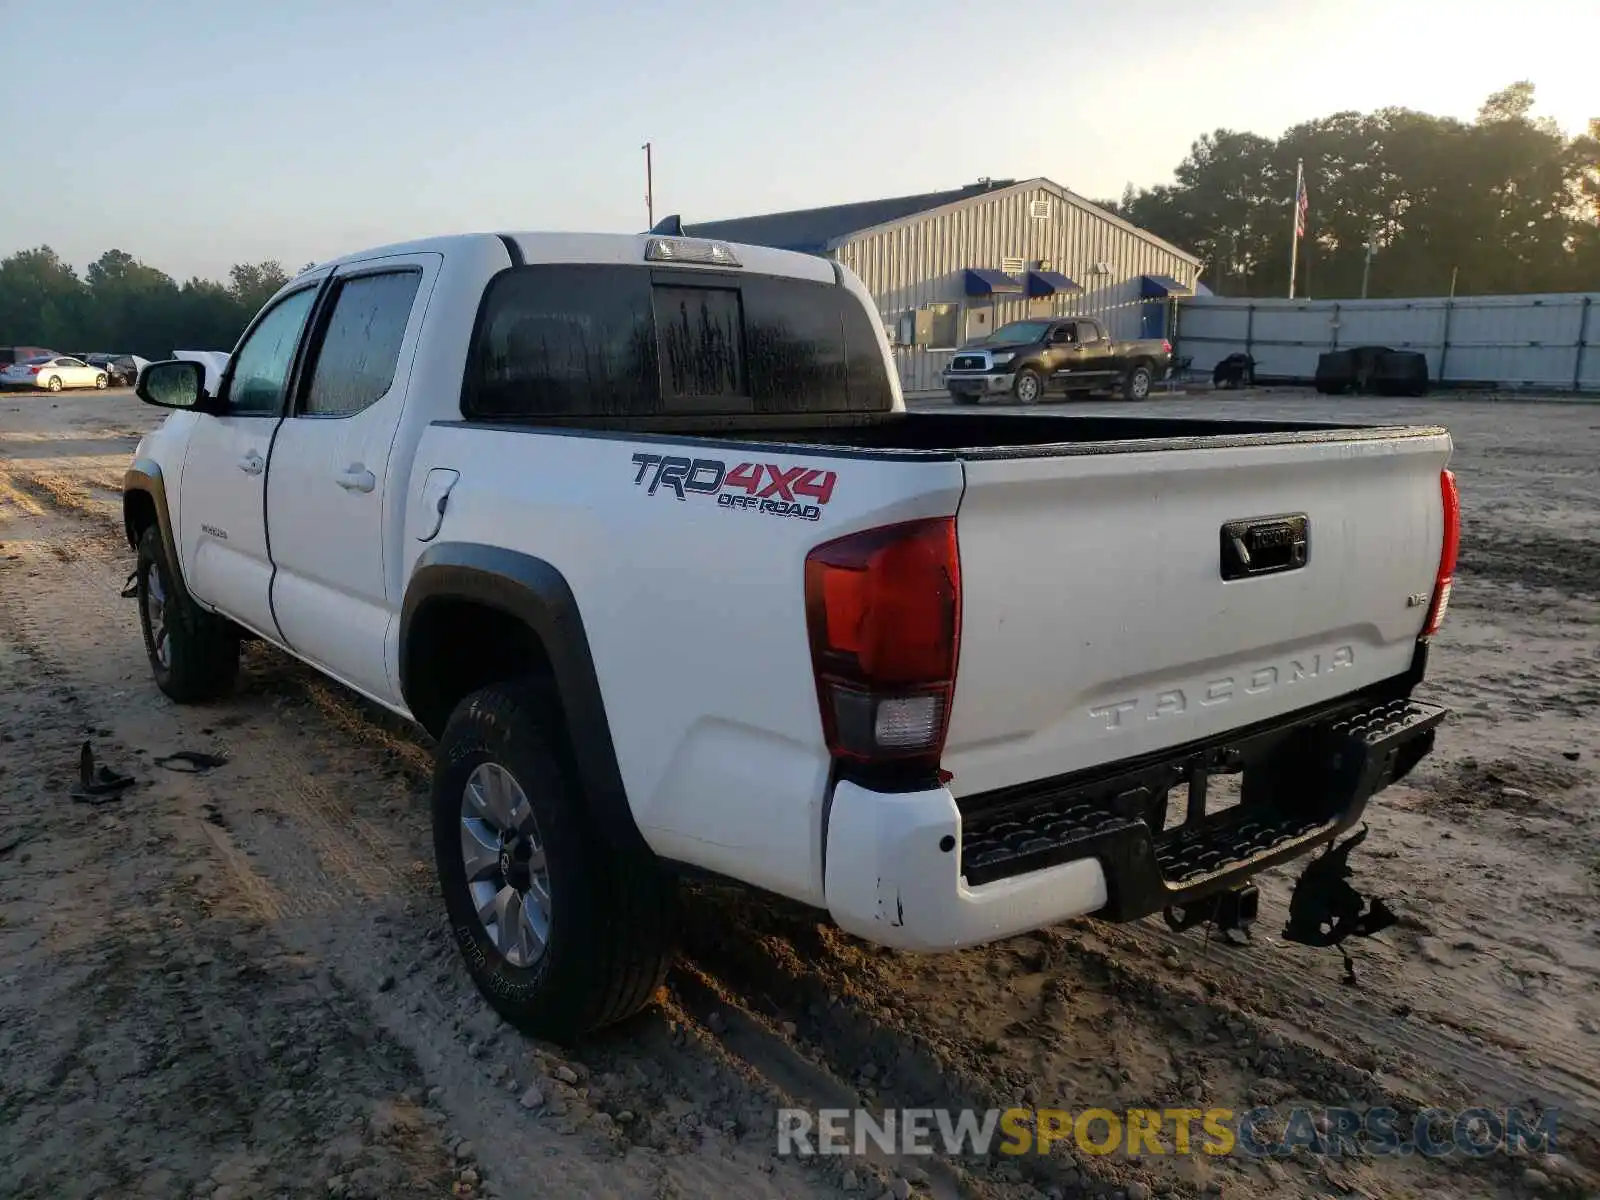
top-left (958, 691), bottom-right (1446, 922)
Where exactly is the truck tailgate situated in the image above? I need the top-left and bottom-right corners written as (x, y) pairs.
top-left (942, 429), bottom-right (1453, 798)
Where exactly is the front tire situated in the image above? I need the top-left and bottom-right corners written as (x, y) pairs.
top-left (46, 376), bottom-right (62, 392)
top-left (1012, 368), bottom-right (1043, 404)
top-left (94, 373), bottom-right (108, 390)
top-left (433, 680), bottom-right (677, 1042)
top-left (136, 524), bottom-right (239, 702)
top-left (1122, 363), bottom-right (1153, 401)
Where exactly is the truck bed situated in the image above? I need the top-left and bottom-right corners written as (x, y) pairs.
top-left (459, 410), bottom-right (1444, 459)
top-left (772, 411), bottom-right (1445, 457)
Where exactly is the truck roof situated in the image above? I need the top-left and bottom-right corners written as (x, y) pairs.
top-left (307, 231), bottom-right (837, 285)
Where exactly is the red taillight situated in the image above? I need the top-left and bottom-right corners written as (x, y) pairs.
top-left (27, 366), bottom-right (40, 375)
top-left (1162, 340), bottom-right (1173, 355)
top-left (804, 517), bottom-right (961, 769)
top-left (1421, 469), bottom-right (1460, 640)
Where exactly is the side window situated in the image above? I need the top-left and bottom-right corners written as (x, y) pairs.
top-left (227, 288), bottom-right (318, 415)
top-left (301, 271), bottom-right (422, 417)
top-left (1077, 320), bottom-right (1103, 343)
top-left (1049, 325), bottom-right (1075, 345)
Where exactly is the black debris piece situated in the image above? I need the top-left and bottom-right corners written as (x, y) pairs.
top-left (1282, 823), bottom-right (1399, 986)
top-left (71, 740), bottom-right (138, 805)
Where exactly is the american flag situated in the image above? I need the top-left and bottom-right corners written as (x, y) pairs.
top-left (1294, 170), bottom-right (1309, 239)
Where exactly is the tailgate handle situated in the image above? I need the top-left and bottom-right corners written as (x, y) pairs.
top-left (1220, 514), bottom-right (1309, 580)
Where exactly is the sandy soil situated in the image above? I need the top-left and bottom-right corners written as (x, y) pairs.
top-left (1, 386), bottom-right (1596, 1200)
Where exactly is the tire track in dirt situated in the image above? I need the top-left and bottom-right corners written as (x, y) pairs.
top-left (672, 883), bottom-right (1557, 1200)
top-left (0, 631), bottom-right (461, 1200)
top-left (0, 503), bottom-right (846, 1200)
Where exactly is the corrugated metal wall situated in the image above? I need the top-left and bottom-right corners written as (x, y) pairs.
top-left (1178, 293), bottom-right (1600, 391)
top-left (833, 184), bottom-right (1199, 396)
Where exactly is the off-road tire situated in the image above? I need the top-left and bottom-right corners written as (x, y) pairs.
top-left (1122, 363), bottom-right (1153, 401)
top-left (1012, 367), bottom-right (1044, 404)
top-left (136, 524), bottom-right (239, 702)
top-left (433, 680), bottom-right (677, 1041)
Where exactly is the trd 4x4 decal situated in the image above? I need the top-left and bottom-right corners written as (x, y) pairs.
top-left (630, 453), bottom-right (836, 522)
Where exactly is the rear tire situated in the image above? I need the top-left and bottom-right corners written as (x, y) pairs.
top-left (1012, 368), bottom-right (1043, 404)
top-left (46, 376), bottom-right (62, 392)
top-left (433, 680), bottom-right (678, 1042)
top-left (1122, 363), bottom-right (1153, 401)
top-left (136, 524), bottom-right (239, 702)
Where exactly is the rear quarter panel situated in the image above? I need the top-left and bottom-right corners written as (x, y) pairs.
top-left (405, 425), bottom-right (963, 905)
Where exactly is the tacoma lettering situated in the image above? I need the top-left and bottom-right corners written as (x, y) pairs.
top-left (1088, 646), bottom-right (1357, 731)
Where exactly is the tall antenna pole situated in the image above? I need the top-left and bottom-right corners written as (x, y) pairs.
top-left (642, 142), bottom-right (653, 229)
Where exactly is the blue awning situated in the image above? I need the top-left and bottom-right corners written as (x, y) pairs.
top-left (964, 268), bottom-right (1024, 297)
top-left (1141, 274), bottom-right (1194, 299)
top-left (1026, 270), bottom-right (1083, 297)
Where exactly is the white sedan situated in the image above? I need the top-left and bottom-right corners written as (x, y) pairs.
top-left (0, 356), bottom-right (111, 391)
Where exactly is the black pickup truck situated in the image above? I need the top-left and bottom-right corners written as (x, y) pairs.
top-left (943, 317), bottom-right (1172, 404)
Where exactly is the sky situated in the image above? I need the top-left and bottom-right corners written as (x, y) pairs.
top-left (2, 0), bottom-right (1593, 282)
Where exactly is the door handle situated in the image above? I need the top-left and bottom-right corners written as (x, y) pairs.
top-left (337, 465), bottom-right (376, 493)
top-left (237, 450), bottom-right (265, 476)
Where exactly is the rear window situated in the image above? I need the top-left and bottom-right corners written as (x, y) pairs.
top-left (462, 264), bottom-right (892, 422)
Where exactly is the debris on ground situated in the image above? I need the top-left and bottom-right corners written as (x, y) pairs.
top-left (70, 739), bottom-right (137, 804)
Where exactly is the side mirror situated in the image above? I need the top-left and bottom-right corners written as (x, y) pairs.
top-left (136, 359), bottom-right (216, 412)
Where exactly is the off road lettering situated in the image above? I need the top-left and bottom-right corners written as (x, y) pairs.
top-left (631, 452), bottom-right (836, 521)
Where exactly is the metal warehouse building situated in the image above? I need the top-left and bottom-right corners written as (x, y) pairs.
top-left (687, 176), bottom-right (1202, 396)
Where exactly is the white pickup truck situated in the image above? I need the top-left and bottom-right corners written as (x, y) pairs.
top-left (125, 231), bottom-right (1458, 1040)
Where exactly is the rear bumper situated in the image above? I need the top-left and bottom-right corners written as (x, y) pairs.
top-left (823, 691), bottom-right (1444, 951)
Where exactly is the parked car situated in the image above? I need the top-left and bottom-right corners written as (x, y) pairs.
top-left (85, 353), bottom-right (147, 387)
top-left (943, 317), bottom-right (1173, 403)
top-left (0, 355), bottom-right (109, 391)
top-left (124, 230), bottom-right (1456, 1042)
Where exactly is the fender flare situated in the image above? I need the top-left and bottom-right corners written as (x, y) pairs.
top-left (399, 543), bottom-right (646, 854)
top-left (123, 458), bottom-right (191, 605)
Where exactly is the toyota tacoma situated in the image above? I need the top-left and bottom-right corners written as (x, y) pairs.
top-left (123, 231), bottom-right (1457, 1040)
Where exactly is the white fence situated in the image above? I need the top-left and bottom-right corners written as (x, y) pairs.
top-left (1176, 292), bottom-right (1600, 392)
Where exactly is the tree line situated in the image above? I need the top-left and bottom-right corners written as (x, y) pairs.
top-left (1101, 82), bottom-right (1599, 299)
top-left (0, 248), bottom-right (311, 359)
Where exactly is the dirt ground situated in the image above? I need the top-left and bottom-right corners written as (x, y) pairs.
top-left (1, 386), bottom-right (1596, 1200)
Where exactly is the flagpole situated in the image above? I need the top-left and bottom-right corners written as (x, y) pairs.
top-left (1288, 159), bottom-right (1303, 300)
